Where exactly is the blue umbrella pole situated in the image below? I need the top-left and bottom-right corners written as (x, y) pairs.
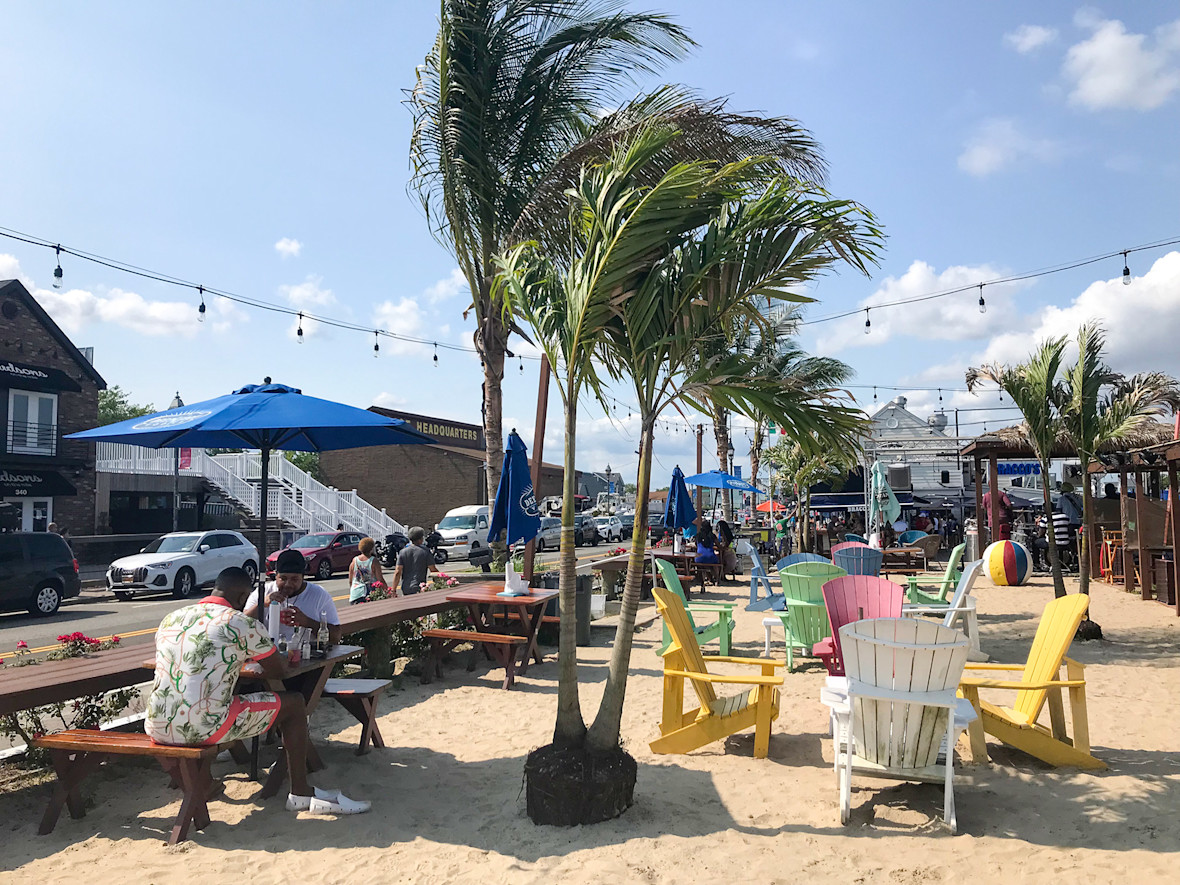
top-left (251, 445), bottom-right (271, 782)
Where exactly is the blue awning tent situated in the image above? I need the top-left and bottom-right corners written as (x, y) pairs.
top-left (808, 491), bottom-right (928, 510)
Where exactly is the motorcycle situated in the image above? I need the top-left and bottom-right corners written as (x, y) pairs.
top-left (425, 530), bottom-right (448, 565)
top-left (376, 531), bottom-right (409, 568)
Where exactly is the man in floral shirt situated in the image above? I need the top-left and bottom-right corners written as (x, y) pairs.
top-left (146, 567), bottom-right (369, 815)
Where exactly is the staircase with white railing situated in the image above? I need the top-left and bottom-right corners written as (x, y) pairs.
top-left (95, 443), bottom-right (405, 539)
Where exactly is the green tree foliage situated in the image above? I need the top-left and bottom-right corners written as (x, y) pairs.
top-left (97, 385), bottom-right (153, 426)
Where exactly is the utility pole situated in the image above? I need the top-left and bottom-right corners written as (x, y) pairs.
top-left (695, 424), bottom-right (703, 518)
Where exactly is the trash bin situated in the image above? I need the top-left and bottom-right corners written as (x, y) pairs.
top-left (575, 574), bottom-right (592, 646)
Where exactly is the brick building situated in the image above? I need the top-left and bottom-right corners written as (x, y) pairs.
top-left (319, 407), bottom-right (569, 532)
top-left (0, 279), bottom-right (106, 533)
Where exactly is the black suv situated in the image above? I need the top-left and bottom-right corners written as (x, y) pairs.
top-left (574, 514), bottom-right (600, 546)
top-left (0, 532), bottom-right (81, 616)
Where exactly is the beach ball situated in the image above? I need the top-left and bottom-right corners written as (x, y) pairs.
top-left (982, 540), bottom-right (1031, 586)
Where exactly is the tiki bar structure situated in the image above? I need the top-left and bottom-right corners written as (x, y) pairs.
top-left (960, 421), bottom-right (1179, 616)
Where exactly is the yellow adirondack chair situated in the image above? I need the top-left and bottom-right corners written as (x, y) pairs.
top-left (651, 585), bottom-right (784, 759)
top-left (958, 593), bottom-right (1104, 769)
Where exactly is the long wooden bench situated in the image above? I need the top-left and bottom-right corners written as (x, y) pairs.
top-left (33, 729), bottom-right (219, 845)
top-left (420, 628), bottom-right (527, 690)
top-left (321, 678), bottom-right (390, 755)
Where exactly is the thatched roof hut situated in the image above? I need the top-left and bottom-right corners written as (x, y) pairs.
top-left (962, 419), bottom-right (1175, 460)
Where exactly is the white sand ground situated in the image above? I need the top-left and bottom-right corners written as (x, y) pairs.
top-left (2, 570), bottom-right (1178, 884)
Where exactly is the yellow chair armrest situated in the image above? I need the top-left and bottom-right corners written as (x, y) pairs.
top-left (962, 663), bottom-right (1026, 671)
top-left (960, 676), bottom-right (1086, 691)
top-left (664, 669), bottom-right (783, 687)
top-left (702, 655), bottom-right (786, 668)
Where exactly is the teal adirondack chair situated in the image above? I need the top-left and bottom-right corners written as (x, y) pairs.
top-left (763, 563), bottom-right (847, 669)
top-left (906, 542), bottom-right (966, 605)
top-left (844, 533), bottom-right (867, 544)
top-left (654, 557), bottom-right (735, 656)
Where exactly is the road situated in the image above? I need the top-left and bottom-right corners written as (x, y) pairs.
top-left (0, 540), bottom-right (632, 657)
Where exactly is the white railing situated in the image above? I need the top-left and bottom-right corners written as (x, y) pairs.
top-left (95, 443), bottom-right (404, 539)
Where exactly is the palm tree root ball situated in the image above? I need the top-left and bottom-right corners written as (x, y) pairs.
top-left (524, 744), bottom-right (636, 826)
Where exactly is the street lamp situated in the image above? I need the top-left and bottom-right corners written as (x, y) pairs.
top-left (726, 440), bottom-right (736, 519)
top-left (169, 392), bottom-right (183, 531)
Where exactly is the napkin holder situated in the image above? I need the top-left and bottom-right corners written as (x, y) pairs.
top-left (497, 559), bottom-right (529, 597)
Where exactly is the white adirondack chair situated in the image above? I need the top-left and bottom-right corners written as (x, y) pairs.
top-left (822, 618), bottom-right (975, 832)
top-left (902, 559), bottom-right (984, 659)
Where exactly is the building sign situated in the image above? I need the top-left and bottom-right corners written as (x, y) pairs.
top-left (997, 462), bottom-right (1041, 476)
top-left (0, 468), bottom-right (77, 497)
top-left (371, 407), bottom-right (485, 451)
top-left (0, 359), bottom-right (82, 393)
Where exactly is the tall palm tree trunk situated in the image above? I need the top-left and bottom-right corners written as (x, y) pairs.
top-left (1078, 461), bottom-right (1094, 595)
top-left (554, 390), bottom-right (586, 747)
top-left (749, 421), bottom-right (764, 492)
top-left (586, 421), bottom-right (654, 752)
top-left (479, 305), bottom-right (508, 520)
top-left (1041, 466), bottom-right (1067, 598)
top-left (711, 405), bottom-right (732, 522)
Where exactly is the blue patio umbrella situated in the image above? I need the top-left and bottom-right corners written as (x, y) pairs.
top-left (664, 466), bottom-right (697, 531)
top-left (68, 380), bottom-right (435, 618)
top-left (487, 430), bottom-right (541, 548)
top-left (681, 469), bottom-right (763, 495)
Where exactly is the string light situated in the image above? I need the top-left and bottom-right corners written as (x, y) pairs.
top-left (977, 283), bottom-right (986, 314)
top-left (1122, 251), bottom-right (1131, 286)
top-left (519, 355), bottom-right (524, 374)
top-left (297, 312), bottom-right (304, 344)
top-left (864, 308), bottom-right (871, 335)
top-left (938, 388), bottom-right (943, 403)
top-left (433, 343), bottom-right (438, 366)
top-left (197, 285), bottom-right (206, 323)
top-left (373, 330), bottom-right (380, 358)
top-left (873, 386), bottom-right (877, 403)
top-left (52, 245), bottom-right (63, 289)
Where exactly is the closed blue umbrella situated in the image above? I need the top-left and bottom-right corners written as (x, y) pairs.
top-left (487, 430), bottom-right (541, 547)
top-left (868, 460), bottom-right (901, 537)
top-left (664, 466), bottom-right (697, 531)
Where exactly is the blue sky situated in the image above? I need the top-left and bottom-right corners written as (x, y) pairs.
top-left (2, 2), bottom-right (1179, 487)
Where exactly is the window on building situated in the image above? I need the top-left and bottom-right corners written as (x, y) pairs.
top-left (7, 389), bottom-right (58, 455)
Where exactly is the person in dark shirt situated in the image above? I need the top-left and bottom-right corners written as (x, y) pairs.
top-left (391, 526), bottom-right (438, 595)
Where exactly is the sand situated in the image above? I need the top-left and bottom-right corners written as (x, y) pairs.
top-left (2, 570), bottom-right (1179, 884)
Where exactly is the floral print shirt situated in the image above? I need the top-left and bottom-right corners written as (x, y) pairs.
top-left (145, 597), bottom-right (276, 745)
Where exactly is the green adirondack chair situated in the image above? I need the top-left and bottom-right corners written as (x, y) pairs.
top-left (766, 563), bottom-right (846, 670)
top-left (906, 542), bottom-right (966, 606)
top-left (654, 557), bottom-right (735, 656)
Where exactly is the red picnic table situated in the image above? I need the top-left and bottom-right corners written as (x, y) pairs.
top-left (424, 583), bottom-right (559, 689)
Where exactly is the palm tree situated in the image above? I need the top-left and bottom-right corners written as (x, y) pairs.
top-left (1060, 322), bottom-right (1180, 597)
top-left (967, 338), bottom-right (1071, 598)
top-left (409, 0), bottom-right (693, 519)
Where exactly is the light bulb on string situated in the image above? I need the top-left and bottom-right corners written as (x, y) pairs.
top-left (373, 331), bottom-right (380, 359)
top-left (52, 245), bottom-right (63, 289)
top-left (197, 285), bottom-right (206, 323)
top-left (864, 308), bottom-right (871, 335)
top-left (519, 355), bottom-right (523, 375)
top-left (297, 312), bottom-right (304, 344)
top-left (433, 343), bottom-right (438, 366)
top-left (978, 283), bottom-right (986, 314)
top-left (938, 388), bottom-right (943, 403)
top-left (1122, 251), bottom-right (1131, 286)
top-left (873, 386), bottom-right (877, 403)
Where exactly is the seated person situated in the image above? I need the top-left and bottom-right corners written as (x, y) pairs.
top-left (145, 567), bottom-right (368, 815)
top-left (245, 548), bottom-right (342, 646)
top-left (716, 519), bottom-right (738, 575)
top-left (695, 521), bottom-right (719, 564)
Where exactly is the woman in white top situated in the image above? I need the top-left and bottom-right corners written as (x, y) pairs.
top-left (348, 537), bottom-right (385, 603)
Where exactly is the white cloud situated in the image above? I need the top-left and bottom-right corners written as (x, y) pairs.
top-left (814, 259), bottom-right (1032, 353)
top-left (373, 296), bottom-right (429, 356)
top-left (423, 268), bottom-right (468, 304)
top-left (957, 118), bottom-right (1059, 176)
top-left (373, 391), bottom-right (407, 408)
top-left (1063, 14), bottom-right (1180, 111)
top-left (279, 276), bottom-right (336, 340)
top-left (1004, 24), bottom-right (1058, 53)
top-left (274, 238), bottom-right (303, 259)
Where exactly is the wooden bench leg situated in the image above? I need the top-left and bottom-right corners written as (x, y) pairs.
top-left (39, 750), bottom-right (103, 835)
top-left (335, 695), bottom-right (384, 755)
top-left (169, 758), bottom-right (212, 845)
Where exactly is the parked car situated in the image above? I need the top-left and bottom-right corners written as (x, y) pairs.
top-left (435, 505), bottom-right (490, 560)
top-left (108, 530), bottom-right (258, 600)
top-left (575, 513), bottom-right (600, 546)
top-left (619, 513), bottom-right (635, 535)
top-left (535, 516), bottom-right (585, 551)
top-left (266, 530), bottom-right (363, 580)
top-left (595, 515), bottom-right (624, 543)
top-left (0, 532), bottom-right (81, 616)
top-left (648, 512), bottom-right (671, 543)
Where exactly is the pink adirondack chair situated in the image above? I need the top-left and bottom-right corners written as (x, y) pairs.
top-left (813, 576), bottom-right (905, 676)
top-left (829, 541), bottom-right (869, 559)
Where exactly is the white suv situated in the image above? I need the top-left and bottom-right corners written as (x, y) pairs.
top-left (595, 515), bottom-right (624, 542)
top-left (108, 530), bottom-right (259, 600)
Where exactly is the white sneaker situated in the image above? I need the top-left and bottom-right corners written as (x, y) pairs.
top-left (309, 793), bottom-right (371, 815)
top-left (286, 793), bottom-right (313, 812)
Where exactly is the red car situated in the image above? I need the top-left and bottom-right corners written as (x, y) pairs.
top-left (266, 530), bottom-right (363, 580)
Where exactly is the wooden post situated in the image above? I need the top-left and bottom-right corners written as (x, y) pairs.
top-left (1120, 469), bottom-right (1135, 594)
top-left (1168, 461), bottom-right (1180, 616)
top-left (973, 456), bottom-right (984, 547)
top-left (522, 355), bottom-right (551, 585)
top-left (1084, 468), bottom-right (1100, 576)
top-left (1135, 468), bottom-right (1150, 600)
top-left (988, 456), bottom-right (1001, 545)
top-left (695, 424), bottom-right (703, 519)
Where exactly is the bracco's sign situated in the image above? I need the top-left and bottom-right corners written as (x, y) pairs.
top-left (0, 360), bottom-right (83, 393)
top-left (997, 462), bottom-right (1041, 476)
top-left (0, 468), bottom-right (77, 497)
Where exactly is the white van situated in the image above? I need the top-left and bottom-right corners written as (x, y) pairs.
top-left (435, 505), bottom-right (490, 560)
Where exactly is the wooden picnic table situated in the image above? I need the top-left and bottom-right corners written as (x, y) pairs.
top-left (441, 583), bottom-right (558, 687)
top-left (881, 545), bottom-right (923, 572)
